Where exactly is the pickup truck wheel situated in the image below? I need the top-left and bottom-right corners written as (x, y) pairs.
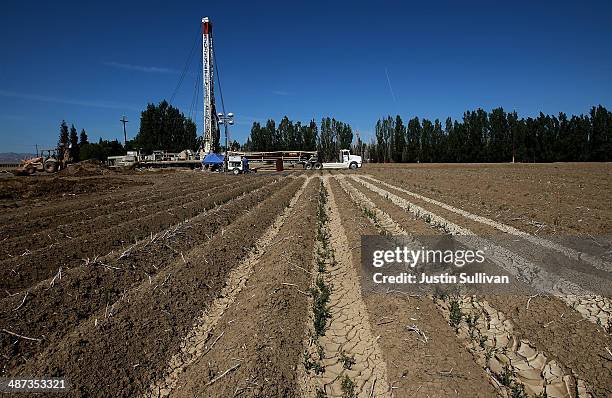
top-left (349, 162), bottom-right (358, 170)
top-left (313, 162), bottom-right (322, 170)
top-left (232, 168), bottom-right (240, 175)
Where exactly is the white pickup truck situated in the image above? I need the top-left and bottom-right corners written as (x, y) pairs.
top-left (305, 149), bottom-right (362, 170)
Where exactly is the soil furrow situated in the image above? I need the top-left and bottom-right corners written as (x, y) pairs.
top-left (0, 172), bottom-right (208, 226)
top-left (345, 175), bottom-right (608, 397)
top-left (356, 176), bottom-right (612, 328)
top-left (332, 175), bottom-right (499, 397)
top-left (0, 177), bottom-right (286, 374)
top-left (148, 176), bottom-right (316, 397)
top-left (0, 174), bottom-right (232, 248)
top-left (352, 176), bottom-right (592, 297)
top-left (0, 177), bottom-right (272, 293)
top-left (435, 296), bottom-right (595, 397)
top-left (299, 176), bottom-right (391, 397)
top-left (485, 295), bottom-right (612, 397)
top-left (362, 175), bottom-right (612, 273)
top-left (364, 164), bottom-right (611, 236)
top-left (18, 176), bottom-right (305, 397)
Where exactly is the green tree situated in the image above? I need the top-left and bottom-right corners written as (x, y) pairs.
top-left (263, 119), bottom-right (276, 150)
top-left (69, 124), bottom-right (79, 161)
top-left (249, 122), bottom-right (263, 151)
top-left (318, 117), bottom-right (335, 161)
top-left (406, 117), bottom-right (421, 162)
top-left (589, 105), bottom-right (612, 161)
top-left (393, 115), bottom-right (406, 162)
top-left (58, 120), bottom-right (69, 155)
top-left (80, 139), bottom-right (125, 161)
top-left (337, 120), bottom-right (353, 151)
top-left (302, 120), bottom-right (318, 151)
top-left (79, 129), bottom-right (89, 146)
top-left (421, 119), bottom-right (434, 162)
top-left (489, 107), bottom-right (510, 162)
top-left (134, 100), bottom-right (197, 153)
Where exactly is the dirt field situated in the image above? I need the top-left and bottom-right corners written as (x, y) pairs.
top-left (0, 163), bottom-right (610, 397)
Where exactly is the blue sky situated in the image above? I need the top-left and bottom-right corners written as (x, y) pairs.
top-left (1, 0), bottom-right (611, 152)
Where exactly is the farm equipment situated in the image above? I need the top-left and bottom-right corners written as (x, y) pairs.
top-left (228, 149), bottom-right (362, 171)
top-left (13, 149), bottom-right (62, 175)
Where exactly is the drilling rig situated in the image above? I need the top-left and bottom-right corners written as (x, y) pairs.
top-left (201, 17), bottom-right (220, 154)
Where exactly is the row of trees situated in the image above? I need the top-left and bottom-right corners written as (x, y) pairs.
top-left (132, 100), bottom-right (198, 153)
top-left (57, 101), bottom-right (198, 162)
top-left (363, 105), bottom-right (612, 163)
top-left (58, 121), bottom-right (125, 161)
top-left (58, 121), bottom-right (89, 160)
top-left (245, 117), bottom-right (318, 152)
top-left (60, 102), bottom-right (610, 164)
top-left (245, 116), bottom-right (352, 161)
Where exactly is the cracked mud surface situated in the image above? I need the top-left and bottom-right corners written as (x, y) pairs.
top-left (299, 177), bottom-right (390, 397)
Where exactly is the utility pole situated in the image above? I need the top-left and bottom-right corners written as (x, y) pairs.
top-left (120, 115), bottom-right (128, 147)
top-left (218, 112), bottom-right (234, 172)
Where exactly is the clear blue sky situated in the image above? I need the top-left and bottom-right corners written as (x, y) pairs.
top-left (1, 0), bottom-right (611, 153)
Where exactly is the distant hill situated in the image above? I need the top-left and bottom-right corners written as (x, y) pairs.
top-left (0, 152), bottom-right (34, 162)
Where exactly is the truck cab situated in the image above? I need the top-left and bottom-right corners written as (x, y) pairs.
top-left (339, 149), bottom-right (362, 169)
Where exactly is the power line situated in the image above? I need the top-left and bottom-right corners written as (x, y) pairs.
top-left (211, 32), bottom-right (226, 118)
top-left (212, 32), bottom-right (229, 144)
top-left (169, 26), bottom-right (200, 105)
top-left (188, 68), bottom-right (201, 121)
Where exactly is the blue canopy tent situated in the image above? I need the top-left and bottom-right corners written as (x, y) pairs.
top-left (201, 153), bottom-right (225, 165)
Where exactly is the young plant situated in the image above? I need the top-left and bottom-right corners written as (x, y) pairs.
top-left (510, 382), bottom-right (528, 398)
top-left (449, 299), bottom-right (463, 330)
top-left (311, 276), bottom-right (332, 336)
top-left (303, 351), bottom-right (325, 375)
top-left (339, 350), bottom-right (356, 370)
top-left (340, 375), bottom-right (356, 398)
top-left (496, 365), bottom-right (514, 387)
top-left (465, 312), bottom-right (480, 339)
top-left (316, 388), bottom-right (328, 398)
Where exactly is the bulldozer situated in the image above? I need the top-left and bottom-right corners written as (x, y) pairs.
top-left (14, 149), bottom-right (62, 175)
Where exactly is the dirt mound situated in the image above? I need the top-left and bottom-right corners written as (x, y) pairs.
top-left (59, 159), bottom-right (113, 177)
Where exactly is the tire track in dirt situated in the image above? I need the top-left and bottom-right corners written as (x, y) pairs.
top-left (141, 176), bottom-right (312, 397)
top-left (0, 178), bottom-right (287, 375)
top-left (343, 176), bottom-right (607, 397)
top-left (0, 174), bottom-right (231, 250)
top-left (18, 176), bottom-right (304, 397)
top-left (333, 175), bottom-right (499, 397)
top-left (0, 177), bottom-right (274, 293)
top-left (299, 176), bottom-right (391, 397)
top-left (361, 175), bottom-right (612, 274)
top-left (358, 176), bottom-right (612, 329)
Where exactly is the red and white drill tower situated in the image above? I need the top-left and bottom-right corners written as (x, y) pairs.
top-left (201, 17), bottom-right (219, 154)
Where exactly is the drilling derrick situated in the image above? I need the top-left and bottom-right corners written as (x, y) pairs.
top-left (201, 17), bottom-right (219, 154)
